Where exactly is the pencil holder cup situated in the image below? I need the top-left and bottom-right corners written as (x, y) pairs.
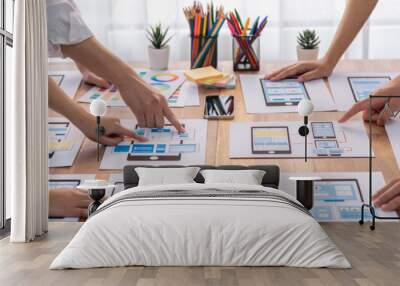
top-left (232, 35), bottom-right (260, 72)
top-left (190, 35), bottom-right (218, 69)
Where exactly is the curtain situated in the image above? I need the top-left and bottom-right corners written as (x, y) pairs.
top-left (9, 0), bottom-right (48, 242)
top-left (73, 0), bottom-right (400, 62)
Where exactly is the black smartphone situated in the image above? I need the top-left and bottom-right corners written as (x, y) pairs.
top-left (204, 95), bottom-right (234, 119)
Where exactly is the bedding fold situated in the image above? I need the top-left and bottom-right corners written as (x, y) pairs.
top-left (50, 183), bottom-right (351, 269)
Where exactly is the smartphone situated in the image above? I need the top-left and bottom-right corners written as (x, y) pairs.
top-left (311, 122), bottom-right (336, 139)
top-left (204, 95), bottom-right (234, 119)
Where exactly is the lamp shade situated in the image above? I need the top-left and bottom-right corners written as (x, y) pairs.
top-left (298, 99), bottom-right (314, 117)
top-left (90, 99), bottom-right (107, 117)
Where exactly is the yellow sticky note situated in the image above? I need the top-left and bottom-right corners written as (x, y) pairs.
top-left (184, 66), bottom-right (225, 82)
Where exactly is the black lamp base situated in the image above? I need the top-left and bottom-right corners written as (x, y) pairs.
top-left (296, 180), bottom-right (314, 210)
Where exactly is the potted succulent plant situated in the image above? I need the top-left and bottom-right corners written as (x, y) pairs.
top-left (297, 29), bottom-right (320, 61)
top-left (147, 23), bottom-right (173, 70)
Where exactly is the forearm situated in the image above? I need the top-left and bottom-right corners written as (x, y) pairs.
top-left (61, 37), bottom-right (140, 90)
top-left (48, 77), bottom-right (92, 127)
top-left (323, 0), bottom-right (378, 67)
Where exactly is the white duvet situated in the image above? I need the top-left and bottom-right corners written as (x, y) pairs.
top-left (50, 183), bottom-right (351, 269)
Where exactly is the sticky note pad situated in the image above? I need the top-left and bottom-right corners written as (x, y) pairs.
top-left (184, 67), bottom-right (225, 83)
top-left (114, 145), bottom-right (130, 153)
top-left (198, 73), bottom-right (230, 85)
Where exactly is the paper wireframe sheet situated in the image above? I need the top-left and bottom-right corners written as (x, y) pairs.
top-left (48, 174), bottom-right (96, 222)
top-left (230, 120), bottom-right (373, 159)
top-left (329, 72), bottom-right (398, 111)
top-left (100, 119), bottom-right (208, 170)
top-left (49, 70), bottom-right (82, 98)
top-left (240, 74), bottom-right (336, 113)
top-left (48, 118), bottom-right (85, 168)
top-left (183, 81), bottom-right (200, 106)
top-left (385, 119), bottom-right (400, 169)
top-left (280, 172), bottom-right (398, 221)
top-left (78, 69), bottom-right (196, 108)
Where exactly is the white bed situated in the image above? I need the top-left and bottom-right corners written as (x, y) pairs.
top-left (50, 183), bottom-right (350, 269)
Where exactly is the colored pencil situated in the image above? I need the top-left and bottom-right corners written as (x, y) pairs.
top-left (227, 11), bottom-right (268, 70)
top-left (183, 1), bottom-right (225, 68)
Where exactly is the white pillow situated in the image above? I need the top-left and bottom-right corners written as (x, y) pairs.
top-left (200, 169), bottom-right (266, 185)
top-left (135, 167), bottom-right (201, 186)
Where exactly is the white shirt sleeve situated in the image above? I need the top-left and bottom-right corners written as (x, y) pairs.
top-left (46, 0), bottom-right (93, 58)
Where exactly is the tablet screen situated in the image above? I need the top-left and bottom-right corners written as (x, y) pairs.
top-left (260, 79), bottom-right (309, 106)
top-left (315, 140), bottom-right (338, 149)
top-left (48, 179), bottom-right (81, 190)
top-left (251, 127), bottom-right (291, 154)
top-left (311, 122), bottom-right (336, 139)
top-left (348, 76), bottom-right (391, 102)
top-left (314, 179), bottom-right (363, 203)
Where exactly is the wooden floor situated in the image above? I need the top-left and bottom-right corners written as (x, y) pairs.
top-left (0, 222), bottom-right (399, 286)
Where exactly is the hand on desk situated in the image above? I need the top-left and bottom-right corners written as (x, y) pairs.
top-left (265, 59), bottom-right (334, 82)
top-left (76, 62), bottom-right (110, 89)
top-left (118, 78), bottom-right (185, 132)
top-left (80, 116), bottom-right (147, 146)
top-left (62, 38), bottom-right (185, 133)
top-left (339, 77), bottom-right (400, 126)
top-left (49, 188), bottom-right (91, 218)
top-left (373, 178), bottom-right (400, 215)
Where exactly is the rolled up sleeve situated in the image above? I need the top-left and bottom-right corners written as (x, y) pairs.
top-left (46, 0), bottom-right (93, 58)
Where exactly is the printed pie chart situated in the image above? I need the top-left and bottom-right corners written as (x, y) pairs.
top-left (151, 73), bottom-right (179, 83)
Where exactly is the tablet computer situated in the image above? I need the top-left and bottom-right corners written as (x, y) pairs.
top-left (251, 126), bottom-right (292, 154)
top-left (260, 78), bottom-right (310, 106)
top-left (348, 76), bottom-right (391, 102)
top-left (313, 179), bottom-right (363, 203)
top-left (311, 122), bottom-right (336, 139)
top-left (127, 124), bottom-right (186, 161)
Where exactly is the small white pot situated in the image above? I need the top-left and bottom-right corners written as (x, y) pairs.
top-left (148, 45), bottom-right (170, 70)
top-left (297, 46), bottom-right (319, 61)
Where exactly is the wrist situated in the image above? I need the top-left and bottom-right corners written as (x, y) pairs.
top-left (69, 106), bottom-right (95, 130)
top-left (321, 55), bottom-right (337, 72)
top-left (115, 70), bottom-right (147, 92)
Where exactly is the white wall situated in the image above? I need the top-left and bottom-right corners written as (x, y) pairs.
top-left (74, 0), bottom-right (400, 61)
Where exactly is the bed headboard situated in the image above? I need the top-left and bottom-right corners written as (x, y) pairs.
top-left (123, 165), bottom-right (280, 190)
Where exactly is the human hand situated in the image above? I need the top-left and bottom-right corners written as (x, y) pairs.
top-left (76, 62), bottom-right (110, 88)
top-left (82, 70), bottom-right (110, 89)
top-left (49, 188), bottom-right (91, 218)
top-left (119, 78), bottom-right (185, 133)
top-left (339, 79), bottom-right (400, 126)
top-left (79, 115), bottom-right (147, 146)
top-left (265, 59), bottom-right (334, 82)
top-left (373, 178), bottom-right (400, 215)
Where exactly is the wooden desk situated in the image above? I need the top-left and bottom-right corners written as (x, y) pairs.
top-left (49, 60), bottom-right (400, 183)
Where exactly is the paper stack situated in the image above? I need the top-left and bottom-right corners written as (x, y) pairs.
top-left (184, 67), bottom-right (236, 89)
